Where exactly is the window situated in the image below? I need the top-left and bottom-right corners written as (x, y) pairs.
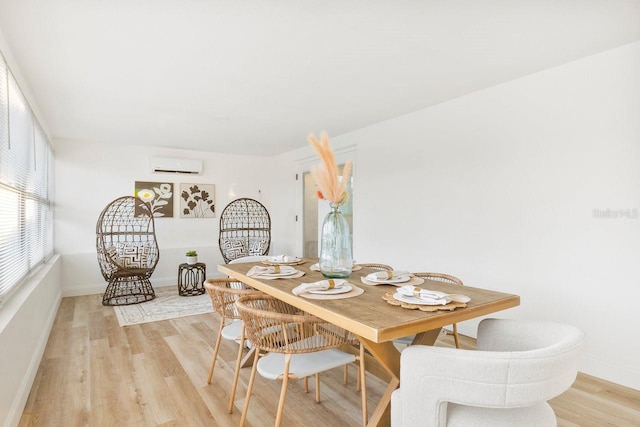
top-left (0, 52), bottom-right (54, 305)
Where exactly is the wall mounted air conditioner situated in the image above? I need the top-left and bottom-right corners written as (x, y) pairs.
top-left (150, 156), bottom-right (203, 175)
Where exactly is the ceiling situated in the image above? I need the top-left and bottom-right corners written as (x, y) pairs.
top-left (0, 0), bottom-right (639, 156)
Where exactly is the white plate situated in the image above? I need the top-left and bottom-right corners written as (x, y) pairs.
top-left (268, 257), bottom-right (301, 264)
top-left (367, 275), bottom-right (411, 284)
top-left (309, 284), bottom-right (353, 295)
top-left (392, 292), bottom-right (448, 306)
top-left (261, 269), bottom-right (297, 277)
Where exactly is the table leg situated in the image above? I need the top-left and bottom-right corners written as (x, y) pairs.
top-left (360, 328), bottom-right (442, 427)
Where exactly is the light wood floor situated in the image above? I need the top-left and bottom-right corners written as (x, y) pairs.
top-left (19, 293), bottom-right (640, 426)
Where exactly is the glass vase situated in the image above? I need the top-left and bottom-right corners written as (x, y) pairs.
top-left (319, 203), bottom-right (353, 278)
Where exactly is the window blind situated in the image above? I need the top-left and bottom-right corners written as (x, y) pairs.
top-left (0, 53), bottom-right (54, 305)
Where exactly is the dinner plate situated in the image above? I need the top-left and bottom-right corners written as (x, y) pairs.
top-left (268, 256), bottom-right (301, 264)
top-left (392, 292), bottom-right (448, 306)
top-left (261, 268), bottom-right (297, 277)
top-left (309, 284), bottom-right (352, 295)
top-left (367, 275), bottom-right (411, 284)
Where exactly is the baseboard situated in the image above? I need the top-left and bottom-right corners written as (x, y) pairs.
top-left (62, 277), bottom-right (184, 297)
top-left (581, 354), bottom-right (640, 391)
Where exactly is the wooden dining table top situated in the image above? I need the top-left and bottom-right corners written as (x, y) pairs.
top-left (218, 260), bottom-right (520, 343)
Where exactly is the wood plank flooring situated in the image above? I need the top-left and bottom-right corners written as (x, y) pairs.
top-left (19, 293), bottom-right (640, 426)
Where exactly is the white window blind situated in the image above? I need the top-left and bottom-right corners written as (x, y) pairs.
top-left (0, 52), bottom-right (54, 305)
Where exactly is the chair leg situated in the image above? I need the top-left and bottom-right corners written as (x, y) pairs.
top-left (344, 365), bottom-right (348, 385)
top-left (452, 323), bottom-right (461, 349)
top-left (315, 373), bottom-right (321, 403)
top-left (275, 354), bottom-right (292, 427)
top-left (239, 348), bottom-right (260, 427)
top-left (359, 342), bottom-right (368, 426)
top-left (207, 317), bottom-right (225, 384)
top-left (304, 376), bottom-right (309, 393)
top-left (356, 365), bottom-right (361, 392)
top-left (227, 325), bottom-right (246, 414)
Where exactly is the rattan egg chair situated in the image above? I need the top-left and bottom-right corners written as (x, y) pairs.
top-left (96, 196), bottom-right (159, 306)
top-left (219, 198), bottom-right (271, 263)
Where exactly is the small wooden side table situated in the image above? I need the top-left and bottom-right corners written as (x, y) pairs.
top-left (178, 262), bottom-right (206, 296)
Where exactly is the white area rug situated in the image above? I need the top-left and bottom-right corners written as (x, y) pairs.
top-left (113, 286), bottom-right (213, 326)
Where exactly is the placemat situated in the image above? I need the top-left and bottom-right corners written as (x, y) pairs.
top-left (249, 270), bottom-right (306, 280)
top-left (299, 284), bottom-right (364, 300)
top-left (262, 258), bottom-right (307, 266)
top-left (360, 275), bottom-right (425, 286)
top-left (381, 291), bottom-right (466, 312)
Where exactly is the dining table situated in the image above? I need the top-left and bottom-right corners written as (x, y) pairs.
top-left (219, 260), bottom-right (520, 427)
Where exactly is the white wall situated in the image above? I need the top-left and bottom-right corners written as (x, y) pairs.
top-left (272, 41), bottom-right (640, 390)
top-left (0, 256), bottom-right (61, 427)
top-left (55, 139), bottom-right (273, 295)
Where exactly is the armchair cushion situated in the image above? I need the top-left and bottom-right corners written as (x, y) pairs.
top-left (220, 238), bottom-right (248, 261)
top-left (392, 318), bottom-right (585, 427)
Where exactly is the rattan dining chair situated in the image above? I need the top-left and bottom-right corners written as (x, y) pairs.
top-left (204, 278), bottom-right (259, 414)
top-left (236, 294), bottom-right (368, 427)
top-left (354, 263), bottom-right (393, 271)
top-left (394, 272), bottom-right (465, 348)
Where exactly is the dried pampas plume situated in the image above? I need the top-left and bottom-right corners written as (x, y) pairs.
top-left (308, 131), bottom-right (352, 205)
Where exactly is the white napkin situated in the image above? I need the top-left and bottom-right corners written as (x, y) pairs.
top-left (396, 285), bottom-right (448, 304)
top-left (292, 279), bottom-right (348, 295)
top-left (269, 255), bottom-right (300, 263)
top-left (366, 270), bottom-right (410, 281)
top-left (247, 265), bottom-right (295, 277)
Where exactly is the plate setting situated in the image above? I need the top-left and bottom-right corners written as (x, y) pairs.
top-left (309, 284), bottom-right (353, 295)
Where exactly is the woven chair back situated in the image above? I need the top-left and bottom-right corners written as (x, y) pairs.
top-left (204, 278), bottom-right (257, 320)
top-left (96, 196), bottom-right (159, 281)
top-left (235, 294), bottom-right (358, 355)
top-left (412, 272), bottom-right (463, 286)
top-left (219, 198), bottom-right (271, 263)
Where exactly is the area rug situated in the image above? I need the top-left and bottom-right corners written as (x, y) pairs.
top-left (113, 286), bottom-right (213, 326)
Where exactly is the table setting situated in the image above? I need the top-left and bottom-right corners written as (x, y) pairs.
top-left (291, 278), bottom-right (364, 300)
top-left (382, 284), bottom-right (471, 311)
top-left (261, 255), bottom-right (307, 266)
top-left (246, 264), bottom-right (305, 280)
top-left (360, 270), bottom-right (425, 286)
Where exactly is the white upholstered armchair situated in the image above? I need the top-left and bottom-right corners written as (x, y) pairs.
top-left (391, 318), bottom-right (585, 427)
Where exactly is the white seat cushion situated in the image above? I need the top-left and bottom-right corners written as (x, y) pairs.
top-left (257, 348), bottom-right (355, 380)
top-left (447, 402), bottom-right (557, 427)
top-left (221, 319), bottom-right (243, 341)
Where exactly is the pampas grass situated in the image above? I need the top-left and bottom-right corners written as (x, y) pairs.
top-left (308, 131), bottom-right (352, 205)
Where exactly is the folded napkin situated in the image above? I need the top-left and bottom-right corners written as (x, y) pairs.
top-left (366, 270), bottom-right (410, 281)
top-left (292, 279), bottom-right (348, 295)
top-left (269, 255), bottom-right (300, 263)
top-left (396, 285), bottom-right (448, 305)
top-left (247, 265), bottom-right (295, 277)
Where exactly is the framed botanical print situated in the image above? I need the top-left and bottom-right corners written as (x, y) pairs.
top-left (134, 181), bottom-right (174, 218)
top-left (180, 183), bottom-right (215, 218)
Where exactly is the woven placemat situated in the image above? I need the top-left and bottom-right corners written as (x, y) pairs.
top-left (381, 291), bottom-right (467, 312)
top-left (249, 270), bottom-right (306, 280)
top-left (262, 258), bottom-right (307, 266)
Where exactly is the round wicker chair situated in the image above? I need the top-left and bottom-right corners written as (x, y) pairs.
top-left (219, 198), bottom-right (271, 263)
top-left (96, 196), bottom-right (159, 306)
top-left (354, 263), bottom-right (393, 271)
top-left (236, 294), bottom-right (368, 427)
